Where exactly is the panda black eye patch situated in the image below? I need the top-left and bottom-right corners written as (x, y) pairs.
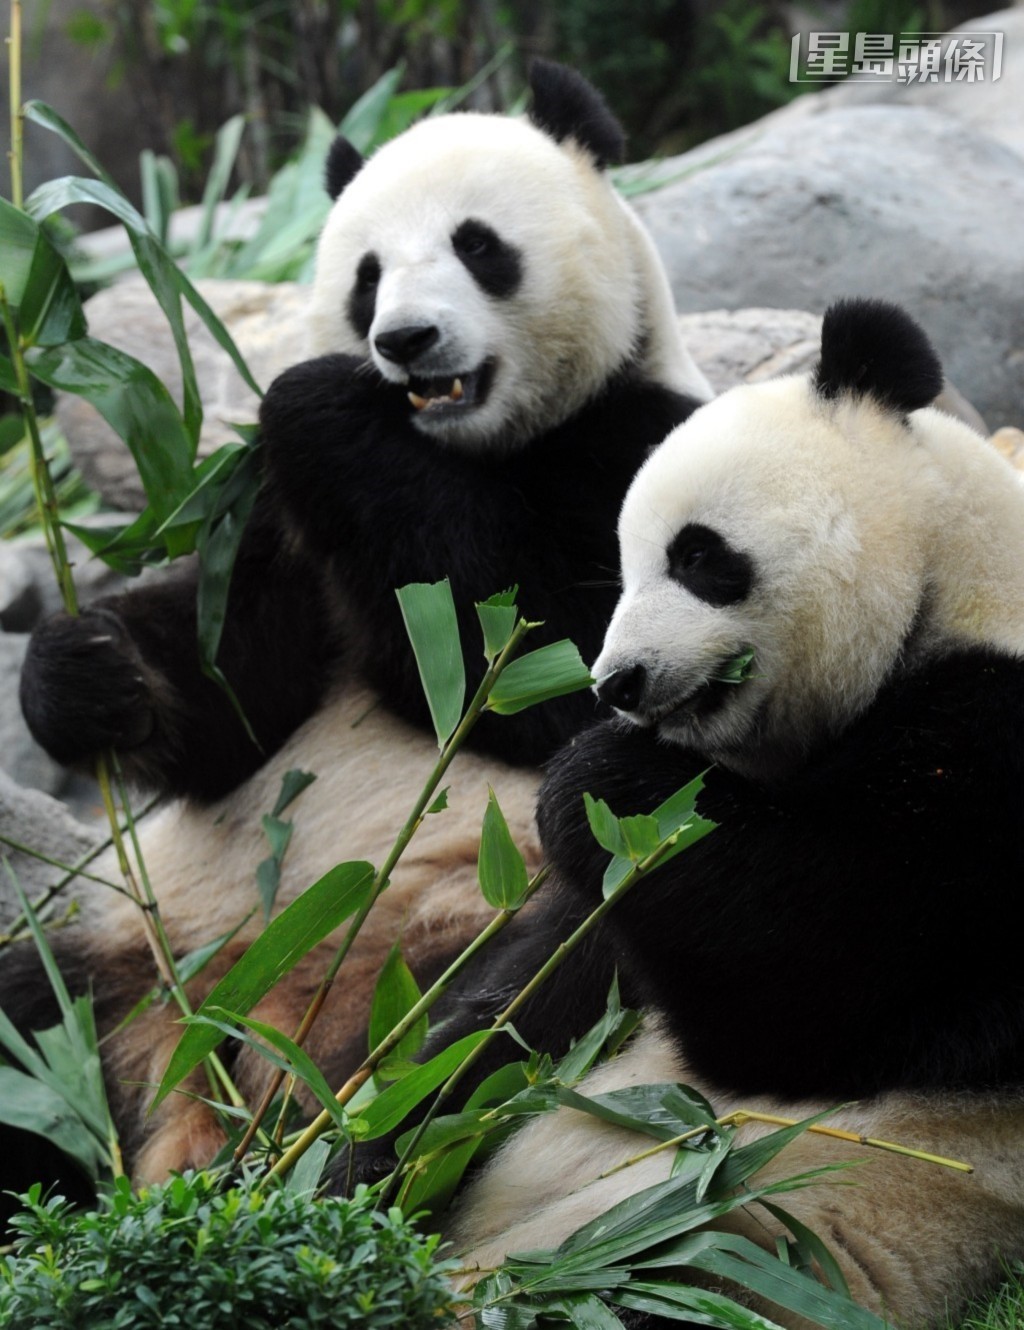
top-left (667, 523), bottom-right (754, 606)
top-left (451, 220), bottom-right (522, 298)
top-left (347, 252), bottom-right (381, 339)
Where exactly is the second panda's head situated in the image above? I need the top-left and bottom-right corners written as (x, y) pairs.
top-left (308, 61), bottom-right (699, 452)
top-left (595, 299), bottom-right (1024, 778)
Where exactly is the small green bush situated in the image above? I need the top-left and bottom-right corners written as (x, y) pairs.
top-left (0, 1173), bottom-right (456, 1329)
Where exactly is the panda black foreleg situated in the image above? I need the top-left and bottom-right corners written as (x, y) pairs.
top-left (20, 492), bottom-right (338, 801)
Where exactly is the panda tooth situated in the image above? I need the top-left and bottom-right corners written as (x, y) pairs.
top-left (451, 378), bottom-right (464, 401)
top-left (408, 391), bottom-right (428, 410)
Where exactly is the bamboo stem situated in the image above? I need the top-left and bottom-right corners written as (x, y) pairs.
top-left (596, 1108), bottom-right (973, 1179)
top-left (242, 620), bottom-right (539, 1167)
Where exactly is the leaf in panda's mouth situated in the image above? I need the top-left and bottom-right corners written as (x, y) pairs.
top-left (407, 362), bottom-right (493, 414)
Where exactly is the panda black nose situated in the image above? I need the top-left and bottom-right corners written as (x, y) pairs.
top-left (374, 324), bottom-right (440, 365)
top-left (596, 663), bottom-right (646, 713)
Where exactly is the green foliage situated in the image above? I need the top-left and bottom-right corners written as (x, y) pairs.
top-left (0, 1174), bottom-right (457, 1329)
top-left (0, 876), bottom-right (117, 1183)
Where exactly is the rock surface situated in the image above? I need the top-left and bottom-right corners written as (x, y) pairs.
top-left (633, 103), bottom-right (1024, 431)
top-left (0, 768), bottom-right (101, 931)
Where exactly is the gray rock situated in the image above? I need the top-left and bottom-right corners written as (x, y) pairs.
top-left (56, 277), bottom-right (309, 509)
top-left (681, 306), bottom-right (989, 432)
top-left (0, 634), bottom-right (66, 796)
top-left (0, 541), bottom-right (43, 633)
top-left (636, 103), bottom-right (1024, 430)
top-left (0, 767), bottom-right (101, 931)
top-left (0, 532), bottom-right (129, 631)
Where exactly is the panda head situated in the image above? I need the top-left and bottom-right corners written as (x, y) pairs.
top-left (307, 61), bottom-right (699, 452)
top-left (595, 298), bottom-right (1024, 778)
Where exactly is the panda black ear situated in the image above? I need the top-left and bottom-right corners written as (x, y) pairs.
top-left (527, 58), bottom-right (626, 169)
top-left (325, 135), bottom-right (364, 200)
top-left (814, 299), bottom-right (944, 414)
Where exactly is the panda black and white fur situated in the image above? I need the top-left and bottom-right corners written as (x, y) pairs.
top-left (405, 300), bottom-right (1024, 1327)
top-left (5, 62), bottom-right (705, 1200)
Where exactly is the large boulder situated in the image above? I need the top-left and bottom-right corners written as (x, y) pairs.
top-left (633, 102), bottom-right (1024, 431)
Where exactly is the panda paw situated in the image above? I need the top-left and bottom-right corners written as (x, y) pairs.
top-left (20, 607), bottom-right (159, 767)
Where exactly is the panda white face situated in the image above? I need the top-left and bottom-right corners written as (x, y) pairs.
top-left (308, 112), bottom-right (659, 453)
top-left (594, 374), bottom-right (943, 776)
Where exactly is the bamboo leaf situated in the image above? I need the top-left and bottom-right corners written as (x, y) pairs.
top-left (477, 787), bottom-right (530, 909)
top-left (0, 198), bottom-right (85, 346)
top-left (271, 769), bottom-right (317, 818)
top-left (0, 1066), bottom-right (106, 1178)
top-left (547, 1294), bottom-right (628, 1330)
top-left (357, 1030), bottom-right (494, 1138)
top-left (369, 944), bottom-right (428, 1062)
top-left (25, 337), bottom-right (195, 523)
top-left (476, 587), bottom-right (519, 662)
top-left (614, 1280), bottom-right (781, 1328)
top-left (153, 860), bottom-right (375, 1107)
top-left (193, 1008), bottom-right (352, 1133)
top-left (396, 580), bottom-right (465, 747)
top-left (487, 639), bottom-right (593, 715)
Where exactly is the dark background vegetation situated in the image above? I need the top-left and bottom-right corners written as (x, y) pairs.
top-left (5, 0), bottom-right (1003, 221)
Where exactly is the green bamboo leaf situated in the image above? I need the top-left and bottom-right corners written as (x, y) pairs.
top-left (487, 639), bottom-right (593, 715)
top-left (634, 1232), bottom-right (883, 1329)
top-left (286, 1137), bottom-right (332, 1195)
top-left (23, 100), bottom-right (118, 184)
top-left (554, 976), bottom-right (639, 1085)
top-left (614, 1280), bottom-right (779, 1328)
top-left (195, 446), bottom-right (262, 713)
top-left (153, 860), bottom-right (375, 1108)
top-left (339, 66), bottom-right (406, 151)
top-left (357, 1030), bottom-right (494, 1138)
top-left (478, 787), bottom-right (530, 909)
top-left (547, 1294), bottom-right (627, 1330)
top-left (618, 813), bottom-right (662, 862)
top-left (0, 353), bottom-right (17, 393)
top-left (396, 580), bottom-right (465, 747)
top-left (0, 198), bottom-right (85, 346)
top-left (369, 944), bottom-right (428, 1062)
top-left (583, 794), bottom-right (627, 858)
top-left (759, 1201), bottom-right (851, 1297)
top-left (192, 1008), bottom-right (351, 1133)
top-left (476, 587), bottom-right (519, 662)
top-left (195, 114), bottom-right (246, 252)
top-left (271, 769), bottom-right (318, 818)
top-left (396, 1133), bottom-right (481, 1216)
top-left (556, 1082), bottom-right (720, 1144)
top-left (0, 1066), bottom-right (106, 1178)
top-left (25, 337), bottom-right (195, 523)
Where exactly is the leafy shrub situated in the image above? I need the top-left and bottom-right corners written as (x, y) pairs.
top-left (0, 1173), bottom-right (456, 1329)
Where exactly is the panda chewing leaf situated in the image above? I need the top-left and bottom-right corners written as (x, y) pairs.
top-left (350, 298), bottom-right (1024, 1330)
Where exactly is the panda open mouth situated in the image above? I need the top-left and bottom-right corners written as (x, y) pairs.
top-left (407, 361), bottom-right (494, 416)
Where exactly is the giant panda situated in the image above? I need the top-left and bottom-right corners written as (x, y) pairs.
top-left (376, 299), bottom-right (1024, 1328)
top-left (3, 61), bottom-right (708, 1206)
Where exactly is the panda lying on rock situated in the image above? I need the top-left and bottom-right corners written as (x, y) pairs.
top-left (365, 300), bottom-right (1024, 1329)
top-left (5, 61), bottom-right (705, 1199)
